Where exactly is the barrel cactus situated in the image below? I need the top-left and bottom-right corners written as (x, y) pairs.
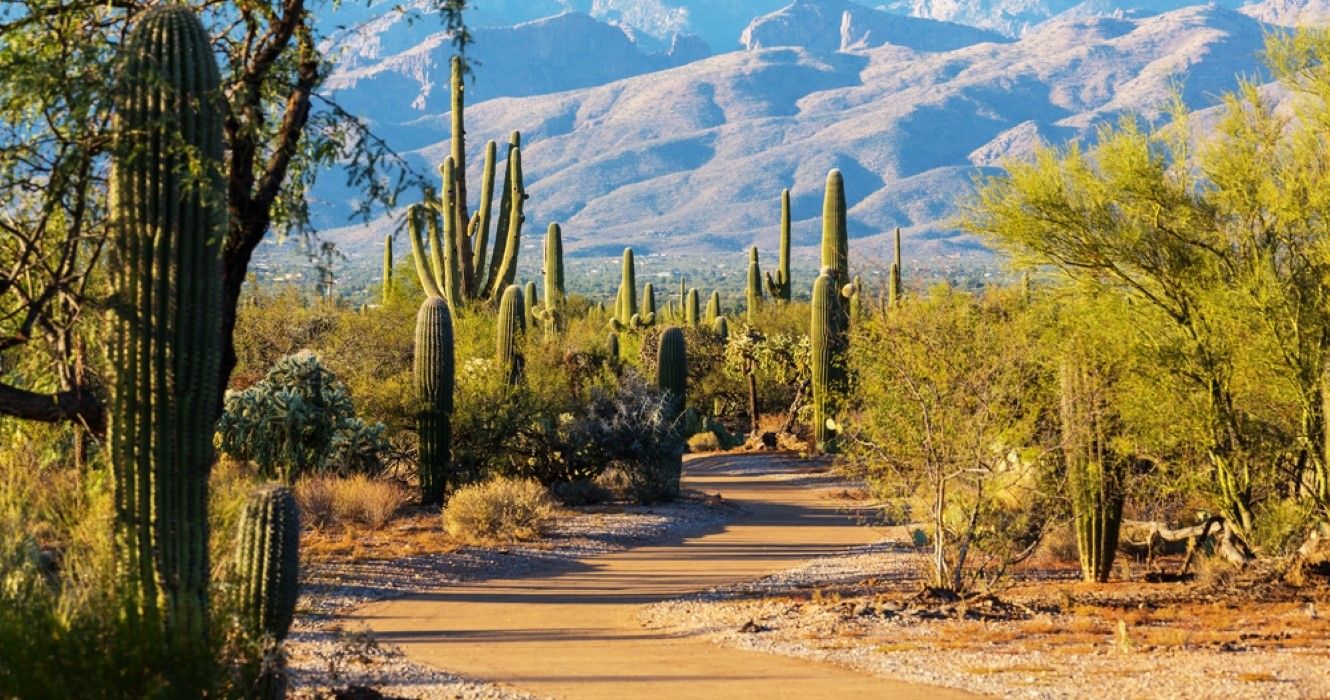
top-left (766, 188), bottom-right (792, 301)
top-left (109, 5), bottom-right (224, 643)
top-left (497, 284), bottom-right (526, 386)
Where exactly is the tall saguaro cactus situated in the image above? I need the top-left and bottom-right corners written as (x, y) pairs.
top-left (766, 188), bottom-right (792, 301)
top-left (109, 5), bottom-right (224, 644)
top-left (821, 170), bottom-right (849, 288)
top-left (449, 56), bottom-right (472, 295)
top-left (685, 288), bottom-right (700, 326)
top-left (471, 140), bottom-right (497, 289)
top-left (889, 226), bottom-right (903, 306)
top-left (497, 284), bottom-right (526, 386)
top-left (415, 296), bottom-right (456, 505)
top-left (657, 327), bottom-right (688, 424)
top-left (810, 272), bottom-right (847, 453)
top-left (705, 290), bottom-right (721, 324)
top-left (382, 234), bottom-right (394, 303)
top-left (1060, 355), bottom-right (1127, 583)
top-left (616, 248), bottom-right (637, 327)
top-left (747, 247), bottom-right (763, 322)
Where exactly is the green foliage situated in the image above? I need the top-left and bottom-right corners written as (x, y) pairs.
top-left (442, 476), bottom-right (555, 545)
top-left (107, 5), bottom-right (223, 654)
top-left (217, 351), bottom-right (388, 482)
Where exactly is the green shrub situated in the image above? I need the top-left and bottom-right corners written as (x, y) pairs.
top-left (216, 351), bottom-right (388, 481)
top-left (442, 477), bottom-right (556, 545)
top-left (565, 375), bottom-right (685, 504)
top-left (687, 432), bottom-right (721, 453)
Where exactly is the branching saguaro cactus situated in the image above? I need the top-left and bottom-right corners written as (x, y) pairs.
top-left (109, 5), bottom-right (224, 646)
top-left (1060, 355), bottom-right (1128, 583)
top-left (533, 223), bottom-right (564, 332)
top-left (766, 188), bottom-right (792, 301)
top-left (414, 295), bottom-right (455, 505)
top-left (234, 485), bottom-right (300, 641)
top-left (747, 247), bottom-right (762, 322)
top-left (811, 271), bottom-right (848, 453)
top-left (497, 284), bottom-right (526, 386)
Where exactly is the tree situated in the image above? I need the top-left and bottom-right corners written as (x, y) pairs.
top-left (0, 0), bottom-right (469, 432)
top-left (965, 31), bottom-right (1330, 535)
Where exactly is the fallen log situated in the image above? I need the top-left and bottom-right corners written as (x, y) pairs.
top-left (1118, 516), bottom-right (1255, 574)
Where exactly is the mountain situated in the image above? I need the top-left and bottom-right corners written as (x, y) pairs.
top-left (741, 0), bottom-right (1008, 51)
top-left (872, 0), bottom-right (1254, 36)
top-left (324, 11), bottom-right (710, 147)
top-left (316, 5), bottom-right (1274, 261)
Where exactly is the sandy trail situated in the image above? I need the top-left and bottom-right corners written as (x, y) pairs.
top-left (353, 455), bottom-right (976, 699)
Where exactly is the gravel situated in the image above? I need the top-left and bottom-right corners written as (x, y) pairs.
top-left (287, 493), bottom-right (734, 699)
top-left (639, 538), bottom-right (1330, 700)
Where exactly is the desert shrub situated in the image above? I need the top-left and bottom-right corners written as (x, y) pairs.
top-left (551, 478), bottom-right (613, 506)
top-left (216, 351), bottom-right (389, 481)
top-left (442, 477), bottom-right (556, 545)
top-left (687, 431), bottom-right (721, 453)
top-left (295, 475), bottom-right (410, 530)
top-left (565, 375), bottom-right (684, 504)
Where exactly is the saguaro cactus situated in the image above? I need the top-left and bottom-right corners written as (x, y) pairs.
top-left (1060, 355), bottom-right (1127, 583)
top-left (471, 140), bottom-right (497, 290)
top-left (821, 170), bottom-right (849, 288)
top-left (485, 141), bottom-right (526, 299)
top-left (685, 288), bottom-right (700, 326)
top-left (705, 290), bottom-right (721, 324)
top-left (634, 282), bottom-right (657, 329)
top-left (713, 316), bottom-right (729, 341)
top-left (109, 5), bottom-right (224, 643)
top-left (889, 226), bottom-right (903, 306)
top-left (616, 248), bottom-right (637, 327)
top-left (811, 272), bottom-right (847, 452)
top-left (747, 247), bottom-right (762, 322)
top-left (382, 234), bottom-right (394, 303)
top-left (766, 188), bottom-right (792, 301)
top-left (533, 222), bottom-right (565, 332)
top-left (657, 327), bottom-right (688, 423)
top-left (497, 284), bottom-right (526, 386)
top-left (524, 280), bottom-right (539, 329)
top-left (414, 296), bottom-right (455, 505)
top-left (234, 485), bottom-right (301, 640)
top-left (607, 331), bottom-right (621, 371)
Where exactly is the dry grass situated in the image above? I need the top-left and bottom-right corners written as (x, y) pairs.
top-left (301, 510), bottom-right (461, 561)
top-left (296, 474), bottom-right (412, 530)
top-left (442, 476), bottom-right (557, 545)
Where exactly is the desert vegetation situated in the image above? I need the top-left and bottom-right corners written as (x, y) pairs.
top-left (3, 1), bottom-right (1330, 698)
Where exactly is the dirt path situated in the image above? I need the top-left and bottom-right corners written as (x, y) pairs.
top-left (353, 455), bottom-right (976, 699)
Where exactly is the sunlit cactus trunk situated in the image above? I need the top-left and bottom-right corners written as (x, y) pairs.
top-left (1060, 355), bottom-right (1127, 583)
top-left (108, 5), bottom-right (224, 646)
top-left (766, 188), bottom-right (792, 301)
top-left (415, 296), bottom-right (456, 505)
top-left (811, 271), bottom-right (847, 453)
top-left (497, 284), bottom-right (527, 386)
top-left (747, 247), bottom-right (763, 322)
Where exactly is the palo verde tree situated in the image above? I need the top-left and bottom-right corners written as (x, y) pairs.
top-left (0, 0), bottom-right (470, 434)
top-left (965, 30), bottom-right (1330, 537)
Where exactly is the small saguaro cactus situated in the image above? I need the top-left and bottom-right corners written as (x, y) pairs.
top-left (685, 288), bottom-right (700, 326)
top-left (678, 276), bottom-right (687, 309)
top-left (747, 246), bottom-right (762, 322)
top-left (496, 284), bottom-right (526, 386)
top-left (766, 188), bottom-right (792, 301)
top-left (234, 484), bottom-right (301, 699)
top-left (607, 331), bottom-right (621, 371)
top-left (821, 169), bottom-right (849, 288)
top-left (524, 280), bottom-right (539, 329)
top-left (533, 222), bottom-right (565, 333)
top-left (844, 275), bottom-right (864, 322)
top-left (811, 271), bottom-right (848, 453)
top-left (634, 282), bottom-right (657, 328)
top-left (616, 247), bottom-right (638, 327)
top-left (1060, 354), bottom-right (1128, 583)
top-left (234, 485), bottom-right (301, 640)
top-left (713, 315), bottom-right (729, 341)
top-left (383, 234), bottom-right (394, 302)
top-left (705, 290), bottom-right (721, 325)
top-left (109, 4), bottom-right (224, 644)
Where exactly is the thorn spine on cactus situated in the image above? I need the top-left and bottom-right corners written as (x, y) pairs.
top-left (109, 5), bottom-right (223, 644)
